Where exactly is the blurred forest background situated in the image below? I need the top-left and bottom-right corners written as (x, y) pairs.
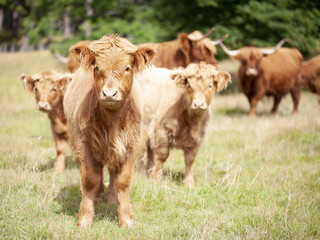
top-left (0, 0), bottom-right (320, 58)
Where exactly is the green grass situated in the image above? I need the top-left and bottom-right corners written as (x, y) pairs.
top-left (0, 51), bottom-right (319, 239)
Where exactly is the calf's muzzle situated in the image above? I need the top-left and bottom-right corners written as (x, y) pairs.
top-left (101, 88), bottom-right (119, 101)
top-left (192, 100), bottom-right (207, 110)
top-left (37, 101), bottom-right (50, 111)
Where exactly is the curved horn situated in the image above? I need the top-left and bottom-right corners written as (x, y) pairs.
top-left (260, 38), bottom-right (287, 55)
top-left (54, 50), bottom-right (68, 63)
top-left (188, 27), bottom-right (215, 41)
top-left (219, 42), bottom-right (241, 57)
top-left (211, 34), bottom-right (229, 46)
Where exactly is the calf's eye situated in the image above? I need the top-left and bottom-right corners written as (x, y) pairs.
top-left (34, 88), bottom-right (38, 92)
top-left (51, 88), bottom-right (57, 92)
top-left (209, 84), bottom-right (213, 88)
top-left (125, 67), bottom-right (130, 72)
top-left (95, 66), bottom-right (99, 72)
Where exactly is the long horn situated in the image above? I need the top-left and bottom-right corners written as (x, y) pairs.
top-left (188, 27), bottom-right (215, 41)
top-left (219, 41), bottom-right (241, 57)
top-left (260, 38), bottom-right (287, 55)
top-left (211, 34), bottom-right (229, 46)
top-left (54, 50), bottom-right (68, 63)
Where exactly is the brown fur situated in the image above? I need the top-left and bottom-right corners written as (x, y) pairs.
top-left (230, 47), bottom-right (302, 116)
top-left (299, 55), bottom-right (320, 104)
top-left (19, 71), bottom-right (72, 173)
top-left (63, 34), bottom-right (155, 227)
top-left (137, 30), bottom-right (218, 69)
top-left (137, 62), bottom-right (231, 187)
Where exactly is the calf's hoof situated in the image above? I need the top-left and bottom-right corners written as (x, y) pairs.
top-left (77, 214), bottom-right (93, 228)
top-left (183, 177), bottom-right (195, 188)
top-left (151, 168), bottom-right (163, 180)
top-left (53, 166), bottom-right (65, 174)
top-left (119, 213), bottom-right (134, 227)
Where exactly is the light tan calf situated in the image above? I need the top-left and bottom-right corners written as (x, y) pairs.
top-left (138, 62), bottom-right (231, 187)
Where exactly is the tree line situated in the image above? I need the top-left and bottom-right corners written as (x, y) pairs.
top-left (1, 0), bottom-right (320, 58)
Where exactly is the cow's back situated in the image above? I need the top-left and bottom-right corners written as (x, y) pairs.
top-left (138, 41), bottom-right (185, 69)
top-left (301, 54), bottom-right (320, 76)
top-left (137, 66), bottom-right (183, 127)
top-left (260, 48), bottom-right (302, 93)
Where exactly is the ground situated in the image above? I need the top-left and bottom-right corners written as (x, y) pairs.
top-left (0, 51), bottom-right (319, 239)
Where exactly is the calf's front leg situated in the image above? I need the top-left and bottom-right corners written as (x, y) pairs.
top-left (115, 160), bottom-right (135, 227)
top-left (53, 136), bottom-right (67, 174)
top-left (183, 145), bottom-right (199, 188)
top-left (151, 146), bottom-right (169, 180)
top-left (106, 168), bottom-right (118, 204)
top-left (77, 152), bottom-right (103, 227)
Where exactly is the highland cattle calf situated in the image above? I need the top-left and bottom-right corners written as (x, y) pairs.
top-left (219, 39), bottom-right (302, 116)
top-left (20, 71), bottom-right (72, 173)
top-left (138, 62), bottom-right (231, 188)
top-left (299, 54), bottom-right (320, 105)
top-left (63, 35), bottom-right (155, 227)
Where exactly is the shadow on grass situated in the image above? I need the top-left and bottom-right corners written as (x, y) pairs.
top-left (216, 107), bottom-right (288, 117)
top-left (163, 169), bottom-right (185, 185)
top-left (37, 155), bottom-right (78, 172)
top-left (54, 184), bottom-right (119, 223)
top-left (216, 107), bottom-right (248, 116)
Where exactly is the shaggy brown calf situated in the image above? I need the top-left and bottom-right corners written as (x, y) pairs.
top-left (20, 71), bottom-right (72, 173)
top-left (299, 54), bottom-right (320, 104)
top-left (63, 35), bottom-right (154, 227)
top-left (219, 39), bottom-right (302, 116)
top-left (138, 62), bottom-right (231, 187)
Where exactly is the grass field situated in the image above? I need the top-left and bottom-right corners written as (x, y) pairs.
top-left (0, 51), bottom-right (319, 239)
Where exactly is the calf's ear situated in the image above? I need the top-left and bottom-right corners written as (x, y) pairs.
top-left (70, 43), bottom-right (95, 69)
top-left (59, 76), bottom-right (72, 93)
top-left (133, 47), bottom-right (156, 72)
top-left (214, 71), bottom-right (231, 92)
top-left (171, 73), bottom-right (189, 88)
top-left (19, 74), bottom-right (34, 92)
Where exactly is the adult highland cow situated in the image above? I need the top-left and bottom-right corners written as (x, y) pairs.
top-left (219, 39), bottom-right (302, 116)
top-left (299, 54), bottom-right (320, 105)
top-left (137, 28), bottom-right (228, 69)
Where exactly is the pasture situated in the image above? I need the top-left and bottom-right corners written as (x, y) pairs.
top-left (0, 51), bottom-right (319, 239)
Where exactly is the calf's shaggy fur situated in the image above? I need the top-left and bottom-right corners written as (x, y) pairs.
top-left (63, 35), bottom-right (154, 227)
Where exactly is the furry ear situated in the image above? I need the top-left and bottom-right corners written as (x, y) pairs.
top-left (59, 75), bottom-right (72, 94)
top-left (19, 74), bottom-right (34, 92)
top-left (171, 72), bottom-right (189, 88)
top-left (214, 71), bottom-right (231, 92)
top-left (70, 43), bottom-right (95, 68)
top-left (133, 47), bottom-right (156, 72)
